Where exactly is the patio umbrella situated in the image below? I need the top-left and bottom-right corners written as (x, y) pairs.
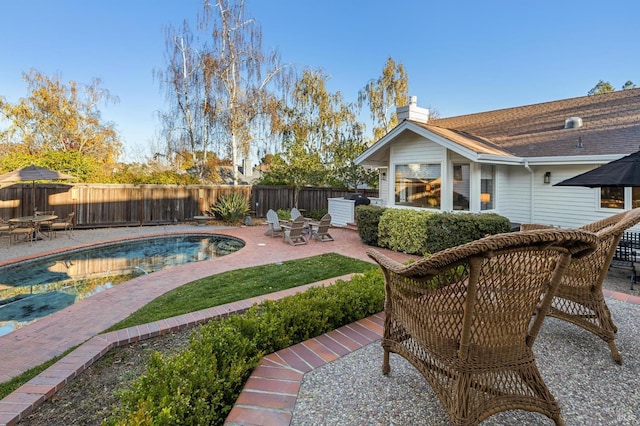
top-left (0, 165), bottom-right (76, 212)
top-left (554, 151), bottom-right (640, 188)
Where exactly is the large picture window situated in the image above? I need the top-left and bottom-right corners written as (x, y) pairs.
top-left (395, 163), bottom-right (441, 208)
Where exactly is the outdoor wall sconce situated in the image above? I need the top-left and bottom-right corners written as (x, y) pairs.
top-left (544, 172), bottom-right (551, 184)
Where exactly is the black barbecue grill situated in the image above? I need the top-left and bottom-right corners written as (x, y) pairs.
top-left (344, 193), bottom-right (371, 206)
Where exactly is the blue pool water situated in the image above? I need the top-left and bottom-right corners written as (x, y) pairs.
top-left (0, 234), bottom-right (244, 336)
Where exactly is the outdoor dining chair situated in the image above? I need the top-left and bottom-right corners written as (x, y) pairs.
top-left (35, 210), bottom-right (55, 238)
top-left (50, 212), bottom-right (75, 238)
top-left (368, 228), bottom-right (597, 426)
top-left (521, 207), bottom-right (640, 364)
top-left (9, 220), bottom-right (36, 246)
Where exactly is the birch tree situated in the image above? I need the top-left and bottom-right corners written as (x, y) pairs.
top-left (155, 21), bottom-right (216, 180)
top-left (358, 57), bottom-right (409, 141)
top-left (201, 0), bottom-right (288, 185)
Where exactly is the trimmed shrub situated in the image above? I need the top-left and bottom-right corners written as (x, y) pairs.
top-left (424, 212), bottom-right (511, 253)
top-left (356, 205), bottom-right (387, 246)
top-left (376, 209), bottom-right (511, 255)
top-left (110, 268), bottom-right (384, 425)
top-left (378, 209), bottom-right (434, 254)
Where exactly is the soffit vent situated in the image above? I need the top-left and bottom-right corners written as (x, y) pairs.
top-left (564, 116), bottom-right (583, 129)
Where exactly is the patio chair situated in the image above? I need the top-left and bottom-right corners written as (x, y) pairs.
top-left (9, 220), bottom-right (36, 246)
top-left (368, 228), bottom-right (597, 426)
top-left (521, 207), bottom-right (640, 364)
top-left (283, 216), bottom-right (308, 246)
top-left (264, 209), bottom-right (283, 237)
top-left (0, 218), bottom-right (10, 245)
top-left (50, 212), bottom-right (75, 238)
top-left (290, 207), bottom-right (302, 221)
top-left (35, 210), bottom-right (55, 238)
top-left (310, 213), bottom-right (334, 242)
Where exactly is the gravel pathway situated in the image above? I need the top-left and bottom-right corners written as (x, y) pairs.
top-left (291, 298), bottom-right (640, 425)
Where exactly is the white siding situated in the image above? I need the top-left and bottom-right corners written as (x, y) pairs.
top-left (529, 165), bottom-right (608, 228)
top-left (327, 198), bottom-right (355, 226)
top-left (373, 131), bottom-right (640, 231)
top-left (498, 165), bottom-right (532, 224)
top-left (500, 164), bottom-right (640, 230)
top-left (378, 167), bottom-right (389, 206)
top-left (391, 134), bottom-right (446, 164)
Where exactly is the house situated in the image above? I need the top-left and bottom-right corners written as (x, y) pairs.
top-left (354, 89), bottom-right (640, 229)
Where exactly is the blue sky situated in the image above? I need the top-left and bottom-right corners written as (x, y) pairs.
top-left (2, 0), bottom-right (638, 162)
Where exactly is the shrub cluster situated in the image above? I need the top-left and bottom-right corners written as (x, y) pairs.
top-left (360, 209), bottom-right (511, 255)
top-left (110, 268), bottom-right (384, 425)
top-left (209, 193), bottom-right (249, 223)
top-left (355, 205), bottom-right (387, 246)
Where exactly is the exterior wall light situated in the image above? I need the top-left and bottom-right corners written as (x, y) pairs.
top-left (544, 172), bottom-right (551, 184)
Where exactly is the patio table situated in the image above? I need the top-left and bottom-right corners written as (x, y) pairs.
top-left (9, 214), bottom-right (58, 240)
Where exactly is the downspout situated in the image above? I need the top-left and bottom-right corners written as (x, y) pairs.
top-left (524, 161), bottom-right (534, 223)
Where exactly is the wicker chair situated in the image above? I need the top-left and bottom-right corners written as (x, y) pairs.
top-left (521, 207), bottom-right (640, 364)
top-left (368, 228), bottom-right (597, 426)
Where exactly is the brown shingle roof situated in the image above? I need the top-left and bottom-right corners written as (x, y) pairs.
top-left (424, 88), bottom-right (640, 158)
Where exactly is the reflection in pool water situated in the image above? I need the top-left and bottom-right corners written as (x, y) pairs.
top-left (0, 234), bottom-right (244, 336)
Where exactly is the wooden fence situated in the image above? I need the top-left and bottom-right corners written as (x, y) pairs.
top-left (0, 183), bottom-right (377, 228)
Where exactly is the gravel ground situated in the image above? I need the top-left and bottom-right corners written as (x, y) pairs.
top-left (292, 274), bottom-right (640, 426)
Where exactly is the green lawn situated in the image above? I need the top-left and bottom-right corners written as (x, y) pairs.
top-left (107, 252), bottom-right (374, 331)
top-left (0, 253), bottom-right (375, 400)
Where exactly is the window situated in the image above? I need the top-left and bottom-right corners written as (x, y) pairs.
top-left (452, 164), bottom-right (470, 211)
top-left (600, 186), bottom-right (640, 209)
top-left (395, 163), bottom-right (441, 208)
top-left (600, 187), bottom-right (624, 209)
top-left (480, 165), bottom-right (495, 210)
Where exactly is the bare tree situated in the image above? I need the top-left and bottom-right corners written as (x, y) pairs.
top-left (155, 20), bottom-right (215, 180)
top-left (201, 0), bottom-right (288, 184)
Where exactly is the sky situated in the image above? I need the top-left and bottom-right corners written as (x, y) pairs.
top-left (2, 0), bottom-right (639, 163)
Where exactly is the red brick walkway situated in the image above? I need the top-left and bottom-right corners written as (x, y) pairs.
top-left (0, 225), bottom-right (414, 426)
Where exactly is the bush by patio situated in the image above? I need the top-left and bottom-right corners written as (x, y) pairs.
top-left (377, 210), bottom-right (511, 255)
top-left (356, 205), bottom-right (387, 246)
top-left (110, 268), bottom-right (384, 425)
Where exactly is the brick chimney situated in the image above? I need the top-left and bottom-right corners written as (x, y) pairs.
top-left (396, 96), bottom-right (429, 124)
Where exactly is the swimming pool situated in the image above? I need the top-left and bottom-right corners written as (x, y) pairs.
top-left (0, 234), bottom-right (244, 336)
